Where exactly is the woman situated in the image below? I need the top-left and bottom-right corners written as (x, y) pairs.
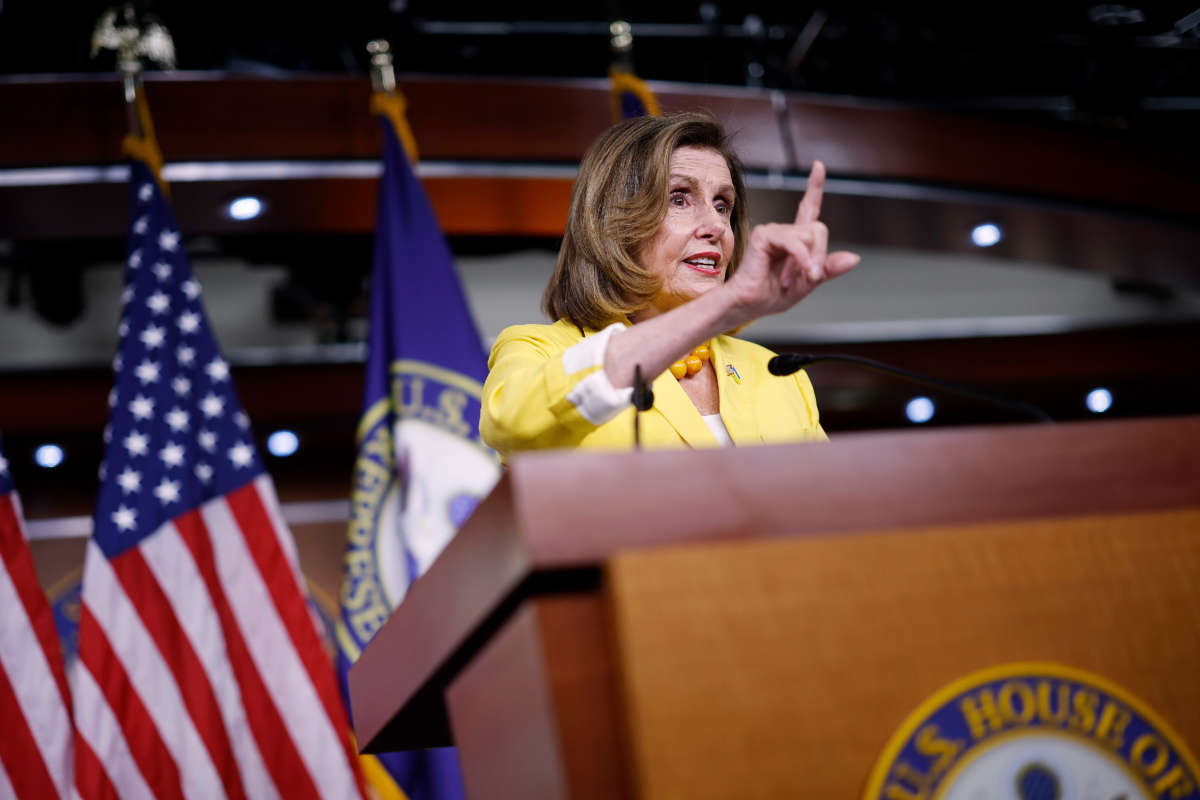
top-left (480, 112), bottom-right (859, 462)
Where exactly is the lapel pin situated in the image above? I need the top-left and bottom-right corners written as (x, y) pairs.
top-left (725, 364), bottom-right (742, 384)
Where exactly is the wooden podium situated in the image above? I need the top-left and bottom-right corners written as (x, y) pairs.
top-left (349, 416), bottom-right (1200, 799)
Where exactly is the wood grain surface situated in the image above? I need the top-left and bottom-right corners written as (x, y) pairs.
top-left (446, 595), bottom-right (631, 800)
top-left (606, 507), bottom-right (1200, 799)
top-left (510, 416), bottom-right (1200, 567)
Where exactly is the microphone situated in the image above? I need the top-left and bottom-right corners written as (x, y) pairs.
top-left (631, 364), bottom-right (654, 449)
top-left (768, 352), bottom-right (1053, 424)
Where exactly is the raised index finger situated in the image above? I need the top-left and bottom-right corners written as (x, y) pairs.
top-left (795, 160), bottom-right (826, 225)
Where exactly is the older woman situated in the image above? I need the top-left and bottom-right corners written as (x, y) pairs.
top-left (480, 112), bottom-right (859, 461)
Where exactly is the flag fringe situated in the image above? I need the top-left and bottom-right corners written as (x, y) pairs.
top-left (609, 67), bottom-right (662, 122)
top-left (370, 92), bottom-right (420, 164)
top-left (121, 87), bottom-right (169, 196)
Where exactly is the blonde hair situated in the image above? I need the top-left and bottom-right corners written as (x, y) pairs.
top-left (543, 112), bottom-right (749, 330)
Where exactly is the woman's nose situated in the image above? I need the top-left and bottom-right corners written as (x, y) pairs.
top-left (695, 204), bottom-right (726, 238)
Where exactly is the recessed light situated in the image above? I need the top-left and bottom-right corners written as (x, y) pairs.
top-left (970, 223), bottom-right (1002, 248)
top-left (267, 430), bottom-right (299, 457)
top-left (1086, 388), bottom-right (1113, 414)
top-left (226, 196), bottom-right (265, 221)
top-left (905, 396), bottom-right (935, 424)
top-left (35, 444), bottom-right (64, 468)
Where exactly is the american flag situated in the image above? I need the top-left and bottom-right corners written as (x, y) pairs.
top-left (0, 440), bottom-right (74, 799)
top-left (72, 160), bottom-right (366, 799)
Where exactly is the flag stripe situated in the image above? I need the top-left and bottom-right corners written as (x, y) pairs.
top-left (80, 540), bottom-right (225, 799)
top-left (234, 477), bottom-right (366, 793)
top-left (72, 658), bottom-right (154, 800)
top-left (251, 477), bottom-right (308, 593)
top-left (77, 605), bottom-right (184, 799)
top-left (0, 653), bottom-right (60, 800)
top-left (202, 492), bottom-right (359, 800)
top-left (109, 543), bottom-right (248, 800)
top-left (72, 735), bottom-right (119, 800)
top-left (0, 752), bottom-right (17, 800)
top-left (0, 512), bottom-right (71, 799)
top-left (141, 520), bottom-right (281, 800)
top-left (174, 508), bottom-right (317, 800)
top-left (0, 493), bottom-right (71, 709)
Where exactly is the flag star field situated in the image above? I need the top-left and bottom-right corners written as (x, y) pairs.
top-left (95, 166), bottom-right (260, 560)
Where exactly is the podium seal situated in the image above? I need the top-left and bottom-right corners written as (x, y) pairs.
top-left (864, 663), bottom-right (1199, 800)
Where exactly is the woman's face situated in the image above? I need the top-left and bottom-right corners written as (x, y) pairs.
top-left (635, 145), bottom-right (736, 320)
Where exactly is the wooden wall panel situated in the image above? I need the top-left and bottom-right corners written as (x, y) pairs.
top-left (2, 75), bottom-right (1197, 219)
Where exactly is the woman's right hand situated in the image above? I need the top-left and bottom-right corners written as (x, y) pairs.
top-left (721, 161), bottom-right (860, 324)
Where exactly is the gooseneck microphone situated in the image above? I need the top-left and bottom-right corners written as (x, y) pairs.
top-left (768, 353), bottom-right (1053, 424)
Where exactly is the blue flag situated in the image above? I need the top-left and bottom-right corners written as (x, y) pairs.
top-left (337, 95), bottom-right (500, 800)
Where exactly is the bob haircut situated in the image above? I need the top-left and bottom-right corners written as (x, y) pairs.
top-left (542, 112), bottom-right (749, 331)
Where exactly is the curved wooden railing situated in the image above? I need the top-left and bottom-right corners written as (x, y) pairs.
top-left (1, 73), bottom-right (1198, 289)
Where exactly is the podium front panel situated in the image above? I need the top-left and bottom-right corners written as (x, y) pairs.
top-left (606, 507), bottom-right (1200, 799)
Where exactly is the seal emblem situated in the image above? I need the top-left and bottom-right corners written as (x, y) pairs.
top-left (864, 663), bottom-right (1199, 800)
top-left (339, 359), bottom-right (498, 660)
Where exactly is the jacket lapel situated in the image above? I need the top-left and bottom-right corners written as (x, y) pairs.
top-left (650, 369), bottom-right (716, 447)
top-left (711, 336), bottom-right (761, 446)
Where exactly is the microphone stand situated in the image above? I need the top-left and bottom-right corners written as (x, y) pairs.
top-left (631, 364), bottom-right (655, 450)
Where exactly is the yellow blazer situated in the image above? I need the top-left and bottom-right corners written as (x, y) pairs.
top-left (481, 319), bottom-right (826, 463)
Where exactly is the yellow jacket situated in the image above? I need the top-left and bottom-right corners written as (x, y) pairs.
top-left (481, 319), bottom-right (826, 462)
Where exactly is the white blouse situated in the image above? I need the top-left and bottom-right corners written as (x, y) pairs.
top-left (701, 413), bottom-right (734, 447)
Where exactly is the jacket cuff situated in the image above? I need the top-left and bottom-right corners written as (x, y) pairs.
top-left (562, 323), bottom-right (633, 425)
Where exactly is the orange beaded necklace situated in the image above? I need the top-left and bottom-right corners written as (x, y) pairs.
top-left (669, 344), bottom-right (711, 380)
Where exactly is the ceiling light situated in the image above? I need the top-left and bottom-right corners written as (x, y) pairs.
top-left (226, 196), bottom-right (264, 221)
top-left (970, 223), bottom-right (1002, 248)
top-left (1086, 388), bottom-right (1113, 414)
top-left (35, 444), bottom-right (64, 468)
top-left (267, 430), bottom-right (299, 457)
top-left (905, 396), bottom-right (935, 424)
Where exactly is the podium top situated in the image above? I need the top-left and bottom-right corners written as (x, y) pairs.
top-left (349, 416), bottom-right (1200, 752)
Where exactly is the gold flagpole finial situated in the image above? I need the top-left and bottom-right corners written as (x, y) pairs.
top-left (91, 4), bottom-right (175, 190)
top-left (366, 39), bottom-right (419, 164)
top-left (610, 20), bottom-right (634, 54)
top-left (609, 20), bottom-right (635, 73)
top-left (91, 4), bottom-right (176, 105)
top-left (367, 39), bottom-right (396, 94)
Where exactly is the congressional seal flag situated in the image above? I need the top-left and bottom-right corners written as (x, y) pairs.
top-left (0, 439), bottom-right (74, 799)
top-left (336, 88), bottom-right (499, 800)
top-left (72, 97), bottom-right (366, 800)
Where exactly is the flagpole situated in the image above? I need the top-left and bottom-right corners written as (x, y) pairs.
top-left (118, 33), bottom-right (144, 140)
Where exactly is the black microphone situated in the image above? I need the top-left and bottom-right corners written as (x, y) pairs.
top-left (768, 352), bottom-right (1053, 424)
top-left (631, 364), bottom-right (654, 449)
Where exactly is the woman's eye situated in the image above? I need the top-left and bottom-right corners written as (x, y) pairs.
top-left (716, 202), bottom-right (731, 216)
top-left (669, 191), bottom-right (687, 206)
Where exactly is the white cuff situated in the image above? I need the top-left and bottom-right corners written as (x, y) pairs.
top-left (563, 323), bottom-right (634, 425)
top-left (562, 322), bottom-right (625, 375)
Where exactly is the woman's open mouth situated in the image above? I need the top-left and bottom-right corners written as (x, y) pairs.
top-left (683, 253), bottom-right (722, 275)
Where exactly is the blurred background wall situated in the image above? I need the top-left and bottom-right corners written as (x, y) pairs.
top-left (2, 1), bottom-right (1199, 529)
